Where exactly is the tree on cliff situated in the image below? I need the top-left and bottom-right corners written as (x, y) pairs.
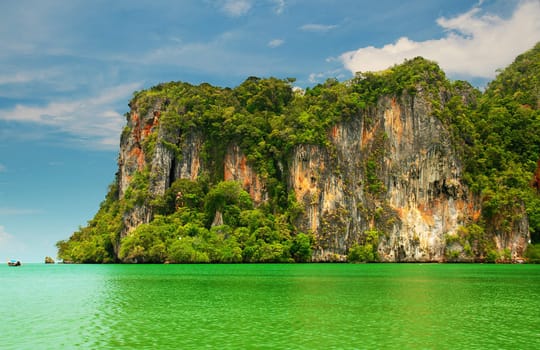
top-left (57, 43), bottom-right (540, 263)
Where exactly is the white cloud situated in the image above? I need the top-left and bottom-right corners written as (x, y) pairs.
top-left (268, 39), bottom-right (284, 48)
top-left (218, 0), bottom-right (283, 16)
top-left (221, 0), bottom-right (252, 17)
top-left (0, 82), bottom-right (141, 150)
top-left (273, 0), bottom-right (285, 14)
top-left (300, 24), bottom-right (338, 32)
top-left (308, 72), bottom-right (324, 83)
top-left (308, 69), bottom-right (346, 84)
top-left (340, 0), bottom-right (540, 79)
top-left (0, 164), bottom-right (5, 172)
top-left (0, 69), bottom-right (60, 85)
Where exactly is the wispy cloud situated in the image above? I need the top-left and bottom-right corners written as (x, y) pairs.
top-left (218, 0), bottom-right (284, 16)
top-left (308, 69), bottom-right (346, 84)
top-left (268, 39), bottom-right (284, 48)
top-left (0, 164), bottom-right (5, 172)
top-left (221, 0), bottom-right (252, 17)
top-left (300, 23), bottom-right (338, 32)
top-left (273, 0), bottom-right (285, 15)
top-left (137, 30), bottom-right (283, 78)
top-left (0, 82), bottom-right (141, 149)
top-left (340, 0), bottom-right (540, 79)
top-left (0, 69), bottom-right (60, 85)
top-left (0, 207), bottom-right (43, 216)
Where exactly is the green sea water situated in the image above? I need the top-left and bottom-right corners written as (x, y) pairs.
top-left (1, 263), bottom-right (539, 349)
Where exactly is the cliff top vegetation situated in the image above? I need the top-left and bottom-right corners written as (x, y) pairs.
top-left (57, 43), bottom-right (540, 263)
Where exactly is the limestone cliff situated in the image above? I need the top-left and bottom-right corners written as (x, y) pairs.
top-left (288, 93), bottom-right (485, 262)
top-left (114, 82), bottom-right (528, 262)
top-left (59, 50), bottom-right (540, 263)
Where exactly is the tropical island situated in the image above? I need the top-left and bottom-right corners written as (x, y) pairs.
top-left (57, 43), bottom-right (540, 264)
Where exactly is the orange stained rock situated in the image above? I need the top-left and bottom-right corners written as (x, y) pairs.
top-left (190, 157), bottom-right (199, 181)
top-left (224, 149), bottom-right (265, 203)
top-left (143, 112), bottom-right (159, 137)
top-left (131, 113), bottom-right (142, 143)
top-left (129, 146), bottom-right (145, 170)
top-left (394, 207), bottom-right (405, 219)
top-left (386, 98), bottom-right (403, 145)
top-left (472, 208), bottom-right (482, 221)
top-left (361, 126), bottom-right (374, 148)
top-left (417, 202), bottom-right (435, 226)
top-left (330, 125), bottom-right (340, 140)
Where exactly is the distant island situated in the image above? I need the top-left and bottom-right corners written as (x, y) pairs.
top-left (57, 43), bottom-right (540, 264)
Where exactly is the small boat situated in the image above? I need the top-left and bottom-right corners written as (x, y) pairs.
top-left (7, 259), bottom-right (21, 266)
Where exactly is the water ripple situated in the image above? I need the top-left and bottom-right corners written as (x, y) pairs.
top-left (1, 264), bottom-right (539, 349)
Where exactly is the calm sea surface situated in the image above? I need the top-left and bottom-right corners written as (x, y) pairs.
top-left (1, 263), bottom-right (539, 349)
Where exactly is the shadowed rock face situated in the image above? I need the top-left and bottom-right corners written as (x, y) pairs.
top-left (117, 90), bottom-right (529, 262)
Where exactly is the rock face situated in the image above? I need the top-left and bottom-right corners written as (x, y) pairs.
top-left (224, 145), bottom-right (267, 205)
top-left (116, 89), bottom-right (529, 262)
top-left (118, 97), bottom-right (205, 236)
top-left (287, 94), bottom-right (481, 261)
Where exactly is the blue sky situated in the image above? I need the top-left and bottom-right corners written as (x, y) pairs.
top-left (1, 0), bottom-right (539, 262)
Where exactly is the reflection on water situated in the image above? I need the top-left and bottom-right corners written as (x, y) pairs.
top-left (1, 264), bottom-right (539, 349)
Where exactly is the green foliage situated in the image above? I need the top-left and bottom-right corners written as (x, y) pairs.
top-left (123, 169), bottom-right (151, 208)
top-left (444, 224), bottom-right (492, 260)
top-left (109, 180), bottom-right (310, 263)
top-left (204, 181), bottom-right (253, 227)
top-left (485, 249), bottom-right (500, 263)
top-left (365, 160), bottom-right (385, 194)
top-left (168, 237), bottom-right (210, 263)
top-left (235, 76), bottom-right (294, 114)
top-left (348, 244), bottom-right (376, 263)
top-left (525, 244), bottom-right (540, 263)
top-left (352, 57), bottom-right (449, 106)
top-left (290, 233), bottom-right (313, 262)
top-left (459, 43), bottom-right (540, 243)
top-left (58, 43), bottom-right (540, 263)
top-left (485, 43), bottom-right (540, 109)
top-left (348, 229), bottom-right (381, 263)
top-left (526, 195), bottom-right (540, 243)
top-left (57, 181), bottom-right (121, 263)
top-left (152, 179), bottom-right (205, 216)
